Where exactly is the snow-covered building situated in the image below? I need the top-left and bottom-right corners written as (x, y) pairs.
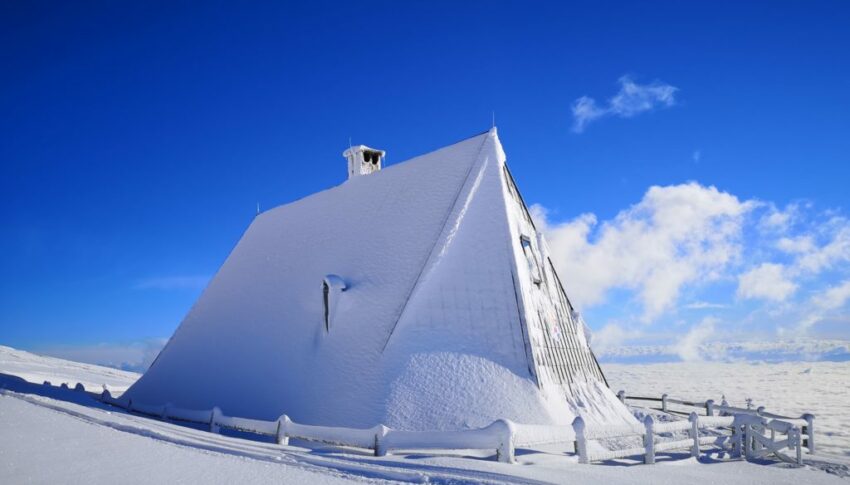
top-left (123, 128), bottom-right (633, 430)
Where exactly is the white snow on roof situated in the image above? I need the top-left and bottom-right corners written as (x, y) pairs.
top-left (125, 129), bottom-right (634, 430)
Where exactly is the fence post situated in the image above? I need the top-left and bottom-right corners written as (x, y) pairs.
top-left (643, 415), bottom-right (655, 465)
top-left (661, 394), bottom-right (668, 413)
top-left (572, 416), bottom-right (588, 464)
top-left (688, 412), bottom-right (700, 458)
top-left (101, 389), bottom-right (112, 403)
top-left (802, 413), bottom-right (815, 454)
top-left (373, 424), bottom-right (389, 457)
top-left (210, 407), bottom-right (221, 434)
top-left (493, 419), bottom-right (515, 464)
top-left (731, 423), bottom-right (742, 458)
top-left (617, 390), bottom-right (626, 404)
top-left (276, 415), bottom-right (290, 445)
top-left (705, 399), bottom-right (715, 416)
top-left (794, 427), bottom-right (803, 465)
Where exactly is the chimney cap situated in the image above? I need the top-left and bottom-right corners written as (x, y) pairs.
top-left (343, 145), bottom-right (385, 158)
top-left (344, 144), bottom-right (385, 179)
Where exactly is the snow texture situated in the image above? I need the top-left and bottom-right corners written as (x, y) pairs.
top-left (2, 344), bottom-right (848, 484)
top-left (0, 345), bottom-right (138, 395)
top-left (124, 129), bottom-right (629, 431)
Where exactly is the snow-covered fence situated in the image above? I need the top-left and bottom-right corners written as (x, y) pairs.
top-left (512, 423), bottom-right (575, 449)
top-left (573, 413), bottom-right (749, 465)
top-left (617, 390), bottom-right (815, 454)
top-left (616, 390), bottom-right (716, 417)
top-left (713, 403), bottom-right (815, 454)
top-left (99, 394), bottom-right (517, 463)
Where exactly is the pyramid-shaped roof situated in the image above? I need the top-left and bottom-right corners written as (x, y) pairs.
top-left (124, 129), bottom-right (632, 430)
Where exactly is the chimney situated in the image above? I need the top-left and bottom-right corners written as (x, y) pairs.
top-left (343, 145), bottom-right (385, 179)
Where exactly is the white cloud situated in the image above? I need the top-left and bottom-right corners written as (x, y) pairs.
top-left (591, 323), bottom-right (644, 354)
top-left (758, 204), bottom-right (796, 233)
top-left (812, 280), bottom-right (850, 312)
top-left (777, 235), bottom-right (816, 254)
top-left (674, 317), bottom-right (719, 362)
top-left (534, 182), bottom-right (754, 319)
top-left (692, 150), bottom-right (701, 163)
top-left (683, 301), bottom-right (729, 310)
top-left (134, 275), bottom-right (209, 290)
top-left (736, 263), bottom-right (798, 302)
top-left (798, 280), bottom-right (850, 333)
top-left (794, 224), bottom-right (850, 274)
top-left (571, 76), bottom-right (678, 133)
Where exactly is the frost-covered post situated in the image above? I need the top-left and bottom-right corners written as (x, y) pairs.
top-left (617, 390), bottom-right (626, 404)
top-left (210, 407), bottom-right (222, 434)
top-left (492, 419), bottom-right (515, 464)
top-left (572, 416), bottom-right (588, 464)
top-left (743, 423), bottom-right (753, 460)
top-left (794, 427), bottom-right (803, 465)
top-left (731, 423), bottom-right (743, 458)
top-left (705, 399), bottom-right (715, 417)
top-left (643, 415), bottom-right (655, 465)
top-left (276, 415), bottom-right (291, 446)
top-left (373, 424), bottom-right (389, 457)
top-left (688, 412), bottom-right (700, 458)
top-left (802, 413), bottom-right (815, 453)
top-left (661, 394), bottom-right (668, 413)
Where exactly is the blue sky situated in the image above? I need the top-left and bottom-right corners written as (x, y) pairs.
top-left (2, 1), bottom-right (849, 368)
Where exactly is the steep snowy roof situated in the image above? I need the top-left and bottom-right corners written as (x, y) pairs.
top-left (125, 129), bottom-right (632, 431)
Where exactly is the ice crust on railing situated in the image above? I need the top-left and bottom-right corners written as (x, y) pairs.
top-left (653, 421), bottom-right (692, 434)
top-left (653, 439), bottom-right (694, 453)
top-left (284, 420), bottom-right (378, 449)
top-left (699, 416), bottom-right (734, 427)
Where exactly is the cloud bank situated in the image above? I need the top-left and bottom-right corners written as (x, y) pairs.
top-left (533, 182), bottom-right (850, 349)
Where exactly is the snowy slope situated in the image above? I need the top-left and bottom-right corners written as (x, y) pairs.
top-left (2, 344), bottom-right (848, 484)
top-left (0, 345), bottom-right (138, 395)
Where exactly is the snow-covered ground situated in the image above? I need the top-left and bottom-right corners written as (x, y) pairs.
top-left (1, 345), bottom-right (848, 484)
top-left (0, 345), bottom-right (138, 394)
top-left (606, 360), bottom-right (850, 458)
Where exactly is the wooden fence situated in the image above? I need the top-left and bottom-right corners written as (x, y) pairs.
top-left (32, 380), bottom-right (816, 468)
